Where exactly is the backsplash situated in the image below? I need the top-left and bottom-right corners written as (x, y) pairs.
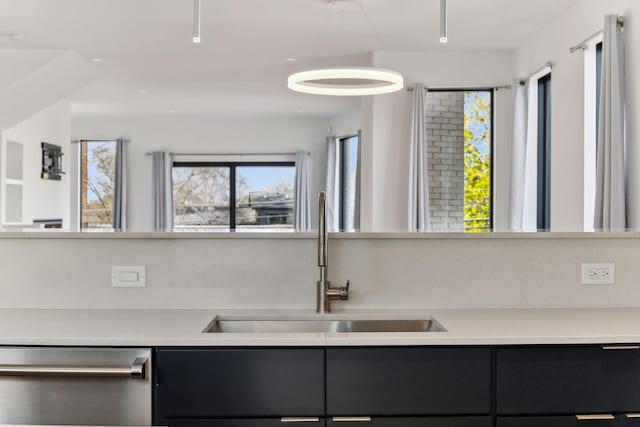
top-left (0, 235), bottom-right (638, 309)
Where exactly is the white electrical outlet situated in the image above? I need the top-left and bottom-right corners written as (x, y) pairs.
top-left (581, 263), bottom-right (615, 285)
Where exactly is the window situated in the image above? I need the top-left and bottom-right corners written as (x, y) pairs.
top-left (172, 162), bottom-right (295, 230)
top-left (537, 74), bottom-right (552, 230)
top-left (584, 38), bottom-right (603, 230)
top-left (80, 140), bottom-right (117, 230)
top-left (425, 90), bottom-right (493, 233)
top-left (338, 134), bottom-right (360, 231)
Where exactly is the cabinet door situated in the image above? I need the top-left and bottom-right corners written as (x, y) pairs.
top-left (328, 417), bottom-right (492, 427)
top-left (326, 348), bottom-right (492, 415)
top-left (156, 349), bottom-right (324, 418)
top-left (496, 346), bottom-right (640, 414)
top-left (159, 419), bottom-right (326, 427)
top-left (497, 416), bottom-right (617, 427)
top-left (619, 414), bottom-right (640, 427)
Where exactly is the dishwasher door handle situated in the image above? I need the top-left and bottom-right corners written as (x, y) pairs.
top-left (0, 357), bottom-right (147, 379)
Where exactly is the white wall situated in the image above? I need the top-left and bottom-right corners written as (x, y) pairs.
top-left (1, 101), bottom-right (71, 227)
top-left (514, 0), bottom-right (639, 230)
top-left (1, 234), bottom-right (640, 310)
top-left (72, 116), bottom-right (331, 231)
top-left (363, 51), bottom-right (516, 232)
top-left (330, 106), bottom-right (364, 138)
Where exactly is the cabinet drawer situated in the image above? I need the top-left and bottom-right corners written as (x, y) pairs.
top-left (156, 349), bottom-right (324, 418)
top-left (496, 346), bottom-right (640, 415)
top-left (326, 348), bottom-right (492, 415)
top-left (159, 419), bottom-right (326, 427)
top-left (620, 414), bottom-right (640, 427)
top-left (498, 416), bottom-right (617, 427)
top-left (328, 417), bottom-right (492, 427)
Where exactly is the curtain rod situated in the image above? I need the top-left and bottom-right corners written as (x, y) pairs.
top-left (407, 84), bottom-right (512, 92)
top-left (71, 139), bottom-right (130, 143)
top-left (518, 61), bottom-right (554, 85)
top-left (570, 16), bottom-right (624, 53)
top-left (145, 151), bottom-right (311, 157)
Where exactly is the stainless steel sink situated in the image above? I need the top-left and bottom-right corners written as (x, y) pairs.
top-left (203, 316), bottom-right (447, 333)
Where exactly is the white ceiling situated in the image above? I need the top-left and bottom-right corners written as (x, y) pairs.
top-left (0, 0), bottom-right (581, 118)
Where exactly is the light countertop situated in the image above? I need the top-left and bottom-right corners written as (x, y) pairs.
top-left (1, 308), bottom-right (640, 346)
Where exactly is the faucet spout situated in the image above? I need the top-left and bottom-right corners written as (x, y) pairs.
top-left (316, 191), bottom-right (349, 313)
top-left (318, 191), bottom-right (328, 268)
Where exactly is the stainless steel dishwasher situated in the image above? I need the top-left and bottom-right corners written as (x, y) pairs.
top-left (0, 347), bottom-right (152, 425)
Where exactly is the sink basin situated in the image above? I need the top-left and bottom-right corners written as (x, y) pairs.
top-left (203, 316), bottom-right (447, 333)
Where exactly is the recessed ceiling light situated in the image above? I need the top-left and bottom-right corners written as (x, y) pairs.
top-left (7, 33), bottom-right (25, 41)
top-left (286, 58), bottom-right (297, 62)
top-left (138, 89), bottom-right (147, 93)
top-left (92, 58), bottom-right (104, 63)
top-left (169, 110), bottom-right (176, 113)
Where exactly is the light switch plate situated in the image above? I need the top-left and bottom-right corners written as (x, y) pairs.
top-left (112, 266), bottom-right (147, 288)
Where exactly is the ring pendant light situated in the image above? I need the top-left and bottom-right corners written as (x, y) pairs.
top-left (288, 67), bottom-right (404, 96)
top-left (287, 1), bottom-right (404, 97)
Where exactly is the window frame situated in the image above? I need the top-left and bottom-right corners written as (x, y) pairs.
top-left (537, 74), bottom-right (552, 231)
top-left (427, 88), bottom-right (495, 232)
top-left (172, 161), bottom-right (296, 230)
top-left (337, 132), bottom-right (361, 231)
top-left (79, 139), bottom-right (117, 231)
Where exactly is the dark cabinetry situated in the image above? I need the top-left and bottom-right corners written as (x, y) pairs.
top-left (154, 344), bottom-right (640, 427)
top-left (497, 346), bottom-right (640, 415)
top-left (155, 348), bottom-right (324, 419)
top-left (328, 417), bottom-right (492, 427)
top-left (326, 348), bottom-right (492, 416)
top-left (155, 347), bottom-right (491, 427)
top-left (162, 419), bottom-right (326, 427)
top-left (498, 416), bottom-right (617, 427)
top-left (496, 346), bottom-right (640, 427)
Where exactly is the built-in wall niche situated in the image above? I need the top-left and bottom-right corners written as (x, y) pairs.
top-left (3, 140), bottom-right (24, 224)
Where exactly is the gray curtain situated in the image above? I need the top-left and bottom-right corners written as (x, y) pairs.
top-left (594, 14), bottom-right (626, 231)
top-left (152, 151), bottom-right (173, 231)
top-left (408, 83), bottom-right (430, 232)
top-left (294, 151), bottom-right (311, 231)
top-left (325, 136), bottom-right (340, 232)
top-left (112, 139), bottom-right (127, 231)
top-left (509, 80), bottom-right (532, 231)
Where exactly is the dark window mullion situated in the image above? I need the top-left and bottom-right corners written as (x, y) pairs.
top-left (230, 165), bottom-right (236, 230)
top-left (537, 74), bottom-right (552, 231)
top-left (339, 138), bottom-right (346, 231)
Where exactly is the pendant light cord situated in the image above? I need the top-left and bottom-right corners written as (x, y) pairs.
top-left (303, 1), bottom-right (337, 71)
top-left (359, 0), bottom-right (385, 47)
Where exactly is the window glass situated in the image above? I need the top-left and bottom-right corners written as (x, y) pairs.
top-left (340, 135), bottom-right (359, 231)
top-left (80, 140), bottom-right (116, 230)
top-left (425, 90), bottom-right (493, 233)
top-left (172, 163), bottom-right (294, 231)
top-left (463, 91), bottom-right (492, 233)
top-left (236, 166), bottom-right (295, 229)
top-left (172, 166), bottom-right (230, 229)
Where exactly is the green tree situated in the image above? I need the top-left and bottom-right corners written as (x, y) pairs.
top-left (464, 92), bottom-right (492, 233)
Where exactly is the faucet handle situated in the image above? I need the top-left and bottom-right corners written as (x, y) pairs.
top-left (339, 281), bottom-right (350, 300)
